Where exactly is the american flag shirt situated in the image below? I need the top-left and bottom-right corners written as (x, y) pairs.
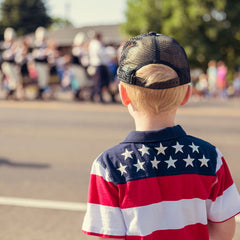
top-left (82, 125), bottom-right (240, 240)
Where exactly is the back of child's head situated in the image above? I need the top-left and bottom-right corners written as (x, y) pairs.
top-left (118, 32), bottom-right (191, 115)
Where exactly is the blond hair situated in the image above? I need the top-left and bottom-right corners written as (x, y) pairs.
top-left (121, 64), bottom-right (189, 115)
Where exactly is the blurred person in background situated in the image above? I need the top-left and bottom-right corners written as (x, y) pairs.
top-left (233, 72), bottom-right (240, 97)
top-left (47, 38), bottom-right (60, 81)
top-left (216, 61), bottom-right (228, 99)
top-left (46, 38), bottom-right (62, 98)
top-left (206, 60), bottom-right (217, 97)
top-left (70, 32), bottom-right (90, 100)
top-left (32, 26), bottom-right (50, 99)
top-left (1, 27), bottom-right (20, 99)
top-left (58, 54), bottom-right (74, 91)
top-left (15, 37), bottom-right (34, 99)
top-left (88, 32), bottom-right (111, 103)
top-left (105, 44), bottom-right (119, 103)
top-left (196, 73), bottom-right (209, 98)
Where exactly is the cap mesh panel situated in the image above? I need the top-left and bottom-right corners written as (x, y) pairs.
top-left (118, 33), bottom-right (190, 89)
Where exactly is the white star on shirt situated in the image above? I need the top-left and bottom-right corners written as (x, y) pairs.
top-left (121, 148), bottom-right (133, 160)
top-left (117, 163), bottom-right (127, 176)
top-left (172, 142), bottom-right (184, 154)
top-left (151, 157), bottom-right (161, 169)
top-left (155, 143), bottom-right (167, 155)
top-left (165, 156), bottom-right (178, 168)
top-left (183, 154), bottom-right (195, 167)
top-left (189, 143), bottom-right (199, 153)
top-left (138, 145), bottom-right (150, 156)
top-left (198, 155), bottom-right (210, 167)
top-left (134, 159), bottom-right (145, 172)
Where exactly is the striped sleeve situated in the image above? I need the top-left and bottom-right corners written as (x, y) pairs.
top-left (206, 148), bottom-right (240, 222)
top-left (82, 157), bottom-right (126, 238)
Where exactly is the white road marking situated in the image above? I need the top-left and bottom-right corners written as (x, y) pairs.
top-left (0, 196), bottom-right (87, 211)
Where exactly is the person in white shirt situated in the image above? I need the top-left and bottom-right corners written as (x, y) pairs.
top-left (88, 32), bottom-right (110, 103)
top-left (1, 27), bottom-right (20, 99)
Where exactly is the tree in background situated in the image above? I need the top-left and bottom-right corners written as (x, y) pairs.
top-left (0, 0), bottom-right (52, 37)
top-left (50, 17), bottom-right (73, 31)
top-left (121, 0), bottom-right (240, 79)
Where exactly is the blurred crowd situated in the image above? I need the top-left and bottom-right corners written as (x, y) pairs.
top-left (1, 27), bottom-right (240, 103)
top-left (192, 60), bottom-right (240, 99)
top-left (0, 27), bottom-right (120, 103)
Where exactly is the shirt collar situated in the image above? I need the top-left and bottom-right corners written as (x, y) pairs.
top-left (122, 125), bottom-right (186, 143)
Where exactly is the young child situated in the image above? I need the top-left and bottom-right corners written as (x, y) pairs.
top-left (82, 32), bottom-right (240, 240)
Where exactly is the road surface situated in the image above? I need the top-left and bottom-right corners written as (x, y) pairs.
top-left (0, 98), bottom-right (239, 240)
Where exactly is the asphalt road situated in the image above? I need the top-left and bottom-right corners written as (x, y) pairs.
top-left (0, 98), bottom-right (239, 240)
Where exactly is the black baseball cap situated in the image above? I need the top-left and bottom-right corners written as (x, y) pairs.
top-left (118, 32), bottom-right (191, 89)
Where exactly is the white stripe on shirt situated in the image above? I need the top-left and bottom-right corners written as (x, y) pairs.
top-left (91, 158), bottom-right (112, 182)
top-left (206, 183), bottom-right (240, 222)
top-left (83, 198), bottom-right (208, 237)
top-left (82, 203), bottom-right (126, 236)
top-left (215, 148), bottom-right (223, 172)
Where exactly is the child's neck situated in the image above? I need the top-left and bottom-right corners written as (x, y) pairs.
top-left (132, 109), bottom-right (177, 131)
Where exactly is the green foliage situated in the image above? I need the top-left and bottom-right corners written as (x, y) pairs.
top-left (121, 0), bottom-right (240, 78)
top-left (0, 0), bottom-right (52, 36)
top-left (122, 0), bottom-right (163, 38)
top-left (50, 17), bottom-right (73, 30)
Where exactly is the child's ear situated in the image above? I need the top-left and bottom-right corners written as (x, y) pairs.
top-left (180, 84), bottom-right (192, 106)
top-left (119, 83), bottom-right (131, 106)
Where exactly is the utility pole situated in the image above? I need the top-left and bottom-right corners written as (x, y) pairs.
top-left (64, 2), bottom-right (71, 21)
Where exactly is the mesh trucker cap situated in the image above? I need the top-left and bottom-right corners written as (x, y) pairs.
top-left (118, 32), bottom-right (191, 89)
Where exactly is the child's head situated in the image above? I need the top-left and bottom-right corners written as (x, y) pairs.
top-left (118, 32), bottom-right (191, 115)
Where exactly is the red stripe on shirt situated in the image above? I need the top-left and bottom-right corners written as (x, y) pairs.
top-left (89, 174), bottom-right (216, 207)
top-left (118, 174), bottom-right (216, 208)
top-left (88, 174), bottom-right (119, 207)
top-left (209, 157), bottom-right (234, 201)
top-left (82, 230), bottom-right (125, 239)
